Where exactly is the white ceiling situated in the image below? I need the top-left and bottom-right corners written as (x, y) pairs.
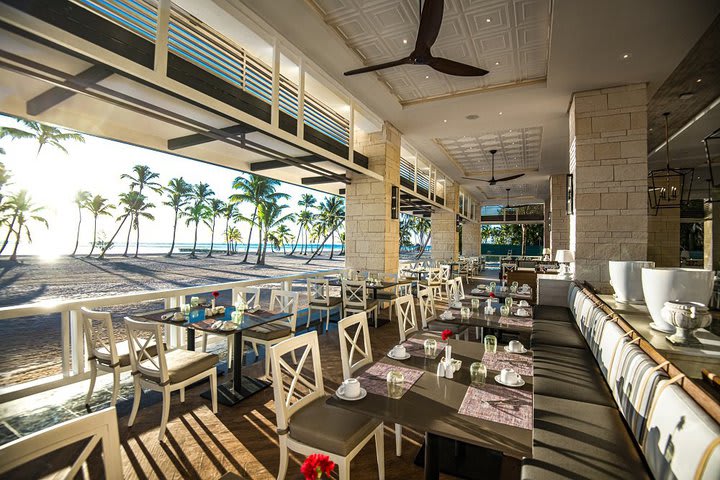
top-left (240, 0), bottom-right (720, 204)
top-left (309, 0), bottom-right (551, 103)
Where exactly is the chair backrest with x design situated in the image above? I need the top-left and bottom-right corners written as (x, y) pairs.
top-left (445, 278), bottom-right (459, 302)
top-left (395, 294), bottom-right (418, 342)
top-left (338, 312), bottom-right (372, 380)
top-left (270, 290), bottom-right (300, 332)
top-left (456, 277), bottom-right (465, 299)
top-left (417, 286), bottom-right (437, 329)
top-left (236, 287), bottom-right (260, 309)
top-left (427, 268), bottom-right (442, 286)
top-left (306, 278), bottom-right (331, 306)
top-left (81, 307), bottom-right (120, 367)
top-left (342, 280), bottom-right (368, 311)
top-left (270, 331), bottom-right (324, 433)
top-left (440, 265), bottom-right (451, 282)
top-left (125, 318), bottom-right (169, 385)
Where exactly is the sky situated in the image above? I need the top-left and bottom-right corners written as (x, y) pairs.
top-left (0, 115), bottom-right (333, 257)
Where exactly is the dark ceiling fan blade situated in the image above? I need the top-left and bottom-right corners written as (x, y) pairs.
top-left (494, 173), bottom-right (526, 182)
top-left (414, 0), bottom-right (444, 52)
top-left (462, 176), bottom-right (492, 182)
top-left (344, 57), bottom-right (410, 76)
top-left (428, 57), bottom-right (489, 76)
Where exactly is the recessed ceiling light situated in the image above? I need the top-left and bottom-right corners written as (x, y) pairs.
top-left (697, 78), bottom-right (702, 83)
top-left (495, 61), bottom-right (500, 65)
top-left (486, 18), bottom-right (491, 23)
top-left (499, 112), bottom-right (503, 115)
top-left (443, 119), bottom-right (448, 123)
top-left (425, 75), bottom-right (429, 79)
top-left (622, 53), bottom-right (632, 59)
top-left (403, 39), bottom-right (408, 44)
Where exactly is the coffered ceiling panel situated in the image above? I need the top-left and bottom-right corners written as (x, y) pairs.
top-left (479, 183), bottom-right (542, 204)
top-left (309, 0), bottom-right (551, 103)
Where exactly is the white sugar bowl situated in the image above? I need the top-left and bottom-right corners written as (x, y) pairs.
top-left (662, 301), bottom-right (712, 344)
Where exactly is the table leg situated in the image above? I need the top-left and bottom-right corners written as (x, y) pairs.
top-left (424, 432), bottom-right (440, 480)
top-left (187, 329), bottom-right (195, 351)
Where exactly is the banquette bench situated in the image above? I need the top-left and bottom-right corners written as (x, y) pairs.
top-left (523, 281), bottom-right (720, 480)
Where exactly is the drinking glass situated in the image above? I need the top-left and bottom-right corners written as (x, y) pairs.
top-left (505, 297), bottom-right (514, 308)
top-left (190, 296), bottom-right (200, 308)
top-left (512, 281), bottom-right (519, 289)
top-left (500, 305), bottom-right (510, 316)
top-left (484, 335), bottom-right (497, 354)
top-left (423, 338), bottom-right (437, 357)
top-left (471, 298), bottom-right (480, 310)
top-left (489, 282), bottom-right (496, 292)
top-left (470, 362), bottom-right (487, 386)
top-left (387, 370), bottom-right (405, 399)
top-left (461, 307), bottom-right (471, 319)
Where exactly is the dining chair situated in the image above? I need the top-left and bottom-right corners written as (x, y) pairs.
top-left (342, 279), bottom-right (379, 327)
top-left (125, 318), bottom-right (218, 441)
top-left (243, 289), bottom-right (299, 377)
top-left (417, 288), bottom-right (469, 340)
top-left (395, 294), bottom-right (419, 342)
top-left (338, 312), bottom-right (404, 457)
top-left (440, 264), bottom-right (451, 284)
top-left (201, 287), bottom-right (261, 366)
top-left (81, 306), bottom-right (159, 407)
top-left (458, 261), bottom-right (470, 283)
top-left (420, 267), bottom-right (443, 301)
top-left (306, 278), bottom-right (343, 332)
top-left (270, 331), bottom-right (385, 480)
top-left (376, 275), bottom-right (411, 324)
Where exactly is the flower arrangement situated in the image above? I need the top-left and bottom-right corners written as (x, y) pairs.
top-left (301, 454), bottom-right (335, 479)
top-left (489, 292), bottom-right (496, 298)
top-left (441, 329), bottom-right (453, 341)
top-left (211, 291), bottom-right (220, 308)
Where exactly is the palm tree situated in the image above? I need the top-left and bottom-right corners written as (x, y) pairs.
top-left (0, 161), bottom-right (10, 203)
top-left (0, 119), bottom-right (84, 157)
top-left (70, 190), bottom-right (91, 257)
top-left (163, 177), bottom-right (192, 257)
top-left (294, 209), bottom-right (314, 255)
top-left (98, 191), bottom-right (146, 259)
top-left (229, 174), bottom-right (289, 263)
top-left (86, 195), bottom-right (114, 257)
top-left (339, 231), bottom-right (346, 256)
top-left (290, 193), bottom-right (316, 255)
top-left (205, 198), bottom-right (226, 258)
top-left (224, 226), bottom-right (242, 254)
top-left (307, 196), bottom-right (344, 264)
top-left (132, 197), bottom-right (155, 258)
top-left (185, 183), bottom-right (214, 258)
top-left (4, 190), bottom-right (49, 261)
top-left (414, 217), bottom-right (431, 259)
top-left (256, 201), bottom-right (293, 265)
top-left (121, 165), bottom-right (161, 256)
top-left (272, 224), bottom-right (294, 254)
top-left (222, 202), bottom-right (237, 256)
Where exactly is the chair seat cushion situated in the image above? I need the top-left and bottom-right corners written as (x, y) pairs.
top-left (531, 320), bottom-right (587, 349)
top-left (533, 305), bottom-right (573, 323)
top-left (244, 321), bottom-right (292, 341)
top-left (140, 349), bottom-right (218, 385)
top-left (522, 395), bottom-right (651, 480)
top-left (289, 395), bottom-right (381, 455)
top-left (96, 341), bottom-right (159, 368)
top-left (346, 300), bottom-right (378, 312)
top-left (309, 296), bottom-right (342, 308)
top-left (532, 345), bottom-right (615, 407)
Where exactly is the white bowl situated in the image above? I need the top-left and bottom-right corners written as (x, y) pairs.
top-left (641, 268), bottom-right (714, 333)
top-left (609, 261), bottom-right (655, 303)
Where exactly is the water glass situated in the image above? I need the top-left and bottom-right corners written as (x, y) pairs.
top-left (471, 298), bottom-right (480, 310)
top-left (484, 335), bottom-right (497, 354)
top-left (387, 370), bottom-right (405, 399)
top-left (505, 297), bottom-right (514, 308)
top-left (423, 338), bottom-right (437, 357)
top-left (470, 362), bottom-right (487, 386)
top-left (190, 296), bottom-right (200, 308)
top-left (500, 305), bottom-right (510, 316)
top-left (460, 306), bottom-right (471, 319)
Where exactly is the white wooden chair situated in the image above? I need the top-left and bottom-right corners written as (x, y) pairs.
top-left (270, 331), bottom-right (385, 480)
top-left (342, 279), bottom-right (379, 327)
top-left (458, 260), bottom-right (470, 283)
top-left (0, 407), bottom-right (122, 480)
top-left (375, 274), bottom-right (411, 323)
top-left (395, 294), bottom-right (419, 342)
top-left (307, 278), bottom-right (343, 332)
top-left (339, 312), bottom-right (405, 457)
top-left (125, 317), bottom-right (218, 441)
top-left (440, 264), bottom-right (451, 283)
top-left (243, 289), bottom-right (299, 376)
top-left (421, 267), bottom-right (443, 302)
top-left (82, 306), bottom-right (159, 407)
top-left (445, 276), bottom-right (465, 302)
top-left (417, 287), bottom-right (469, 340)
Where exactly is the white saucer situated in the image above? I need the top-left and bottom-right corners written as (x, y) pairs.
top-left (387, 351), bottom-right (411, 360)
top-left (649, 322), bottom-right (675, 333)
top-left (336, 386), bottom-right (367, 401)
top-left (515, 310), bottom-right (530, 317)
top-left (494, 374), bottom-right (526, 388)
top-left (220, 324), bottom-right (237, 331)
top-left (170, 316), bottom-right (186, 323)
top-left (504, 346), bottom-right (528, 354)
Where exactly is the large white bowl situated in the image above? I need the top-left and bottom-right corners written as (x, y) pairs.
top-left (641, 268), bottom-right (714, 333)
top-left (609, 261), bottom-right (655, 303)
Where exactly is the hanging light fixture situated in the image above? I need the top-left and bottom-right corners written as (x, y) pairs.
top-left (648, 112), bottom-right (694, 213)
top-left (704, 126), bottom-right (720, 189)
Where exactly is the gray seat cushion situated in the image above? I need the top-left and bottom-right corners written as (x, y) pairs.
top-left (140, 349), bottom-right (218, 385)
top-left (533, 305), bottom-right (573, 323)
top-left (533, 345), bottom-right (615, 407)
top-left (309, 296), bottom-right (342, 307)
top-left (346, 299), bottom-right (378, 312)
top-left (289, 396), bottom-right (381, 455)
top-left (96, 340), bottom-right (159, 368)
top-left (244, 321), bottom-right (292, 341)
top-left (522, 395), bottom-right (651, 480)
top-left (531, 320), bottom-right (587, 349)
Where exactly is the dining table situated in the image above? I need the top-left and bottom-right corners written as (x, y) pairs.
top-left (134, 305), bottom-right (292, 406)
top-left (435, 299), bottom-right (534, 335)
top-left (327, 333), bottom-right (533, 479)
top-left (327, 277), bottom-right (413, 299)
top-left (468, 285), bottom-right (534, 303)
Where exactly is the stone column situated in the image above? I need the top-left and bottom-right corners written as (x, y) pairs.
top-left (543, 198), bottom-right (550, 249)
top-left (569, 84), bottom-right (649, 292)
top-left (345, 121), bottom-right (400, 274)
top-left (647, 176), bottom-right (681, 267)
top-left (549, 174), bottom-right (569, 254)
top-left (431, 185), bottom-right (459, 261)
top-left (461, 220), bottom-right (481, 256)
top-left (705, 189), bottom-right (720, 271)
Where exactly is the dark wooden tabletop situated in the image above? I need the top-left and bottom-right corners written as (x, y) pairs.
top-left (134, 307), bottom-right (291, 335)
top-left (435, 301), bottom-right (534, 333)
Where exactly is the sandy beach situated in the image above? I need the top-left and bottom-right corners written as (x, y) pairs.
top-left (0, 253), bottom-right (343, 387)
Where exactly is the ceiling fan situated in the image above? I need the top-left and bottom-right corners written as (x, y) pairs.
top-left (343, 0), bottom-right (489, 77)
top-left (463, 149), bottom-right (525, 185)
top-left (500, 188), bottom-right (535, 211)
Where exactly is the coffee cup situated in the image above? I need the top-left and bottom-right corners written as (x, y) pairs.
top-left (509, 340), bottom-right (523, 352)
top-left (392, 345), bottom-right (406, 357)
top-left (342, 378), bottom-right (361, 398)
top-left (519, 300), bottom-right (529, 307)
top-left (500, 368), bottom-right (519, 385)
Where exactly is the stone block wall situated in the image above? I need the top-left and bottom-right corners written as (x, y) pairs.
top-left (461, 221), bottom-right (481, 256)
top-left (647, 176), bottom-right (681, 267)
top-left (550, 174), bottom-right (569, 253)
top-left (569, 84), bottom-right (649, 292)
top-left (432, 185), bottom-right (459, 261)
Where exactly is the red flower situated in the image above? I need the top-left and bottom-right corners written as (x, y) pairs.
top-left (212, 291), bottom-right (220, 298)
top-left (489, 292), bottom-right (496, 298)
top-left (441, 329), bottom-right (453, 341)
top-left (301, 454), bottom-right (335, 479)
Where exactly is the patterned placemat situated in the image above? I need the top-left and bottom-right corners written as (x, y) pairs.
top-left (499, 316), bottom-right (533, 328)
top-left (481, 351), bottom-right (533, 376)
top-left (358, 362), bottom-right (424, 398)
top-left (458, 384), bottom-right (533, 429)
top-left (403, 337), bottom-right (447, 359)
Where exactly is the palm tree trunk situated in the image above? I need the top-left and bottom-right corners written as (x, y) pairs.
top-left (0, 215), bottom-right (17, 255)
top-left (225, 218), bottom-right (231, 256)
top-left (282, 241), bottom-right (287, 255)
top-left (71, 204), bottom-right (82, 256)
top-left (190, 221), bottom-right (199, 258)
top-left (123, 214), bottom-right (133, 256)
top-left (9, 223), bottom-right (23, 262)
top-left (99, 214), bottom-right (130, 259)
top-left (134, 219), bottom-right (141, 258)
top-left (329, 231), bottom-right (335, 260)
top-left (207, 218), bottom-right (216, 258)
top-left (306, 228), bottom-right (336, 264)
top-left (242, 209), bottom-right (257, 263)
top-left (290, 225), bottom-right (302, 255)
top-left (256, 231), bottom-right (267, 265)
top-left (167, 209), bottom-right (179, 257)
top-left (416, 233), bottom-right (430, 259)
top-left (87, 216), bottom-right (98, 257)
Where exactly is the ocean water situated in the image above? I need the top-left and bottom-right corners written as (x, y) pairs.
top-left (28, 242), bottom-right (344, 257)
